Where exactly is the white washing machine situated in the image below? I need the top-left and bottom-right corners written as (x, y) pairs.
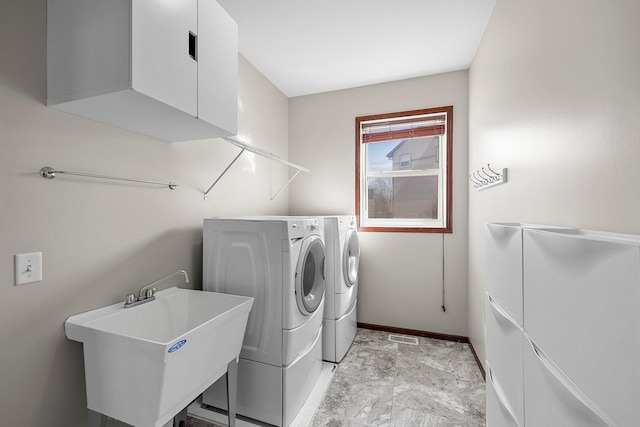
top-left (202, 216), bottom-right (326, 426)
top-left (322, 215), bottom-right (360, 363)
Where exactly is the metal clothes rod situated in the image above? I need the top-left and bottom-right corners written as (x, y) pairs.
top-left (39, 166), bottom-right (177, 190)
top-left (204, 137), bottom-right (309, 200)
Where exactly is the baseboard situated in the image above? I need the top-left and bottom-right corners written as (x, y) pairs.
top-left (467, 340), bottom-right (486, 380)
top-left (357, 322), bottom-right (468, 343)
top-left (357, 322), bottom-right (486, 380)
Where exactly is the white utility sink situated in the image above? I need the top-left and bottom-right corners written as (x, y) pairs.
top-left (65, 287), bottom-right (253, 427)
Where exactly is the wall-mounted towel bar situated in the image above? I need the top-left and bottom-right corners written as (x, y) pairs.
top-left (470, 164), bottom-right (507, 190)
top-left (204, 136), bottom-right (310, 200)
top-left (39, 167), bottom-right (177, 190)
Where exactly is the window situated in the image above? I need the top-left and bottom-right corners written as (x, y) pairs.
top-left (399, 153), bottom-right (411, 168)
top-left (356, 106), bottom-right (453, 233)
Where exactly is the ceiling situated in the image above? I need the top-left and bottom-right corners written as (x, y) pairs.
top-left (217, 0), bottom-right (496, 98)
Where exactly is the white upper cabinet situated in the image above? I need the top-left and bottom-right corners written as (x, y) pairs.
top-left (47, 0), bottom-right (238, 142)
top-left (197, 0), bottom-right (238, 131)
top-left (131, 0), bottom-right (199, 118)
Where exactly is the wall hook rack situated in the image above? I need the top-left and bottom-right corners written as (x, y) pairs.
top-left (39, 167), bottom-right (177, 190)
top-left (469, 164), bottom-right (507, 190)
top-left (204, 136), bottom-right (309, 200)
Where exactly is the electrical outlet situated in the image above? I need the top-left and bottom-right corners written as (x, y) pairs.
top-left (15, 252), bottom-right (43, 286)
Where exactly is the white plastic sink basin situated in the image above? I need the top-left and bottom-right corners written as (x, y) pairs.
top-left (65, 287), bottom-right (253, 427)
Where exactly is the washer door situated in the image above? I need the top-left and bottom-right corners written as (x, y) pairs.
top-left (343, 229), bottom-right (360, 287)
top-left (296, 235), bottom-right (326, 315)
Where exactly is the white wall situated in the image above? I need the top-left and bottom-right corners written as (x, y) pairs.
top-left (0, 1), bottom-right (289, 425)
top-left (289, 72), bottom-right (469, 336)
top-left (468, 0), bottom-right (640, 368)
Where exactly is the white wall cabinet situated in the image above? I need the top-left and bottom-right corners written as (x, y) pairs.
top-left (485, 223), bottom-right (531, 427)
top-left (523, 229), bottom-right (640, 427)
top-left (47, 0), bottom-right (237, 142)
top-left (487, 223), bottom-right (639, 427)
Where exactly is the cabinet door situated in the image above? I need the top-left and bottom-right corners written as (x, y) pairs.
top-left (485, 223), bottom-right (525, 327)
top-left (485, 295), bottom-right (524, 427)
top-left (198, 0), bottom-right (238, 134)
top-left (523, 334), bottom-right (613, 427)
top-left (131, 0), bottom-right (198, 117)
top-left (524, 229), bottom-right (640, 426)
top-left (486, 366), bottom-right (520, 427)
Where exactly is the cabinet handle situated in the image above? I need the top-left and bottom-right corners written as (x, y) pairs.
top-left (487, 292), bottom-right (523, 331)
top-left (524, 332), bottom-right (618, 427)
top-left (189, 31), bottom-right (197, 61)
top-left (487, 363), bottom-right (521, 427)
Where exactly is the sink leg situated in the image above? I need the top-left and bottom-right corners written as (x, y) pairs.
top-left (226, 359), bottom-right (238, 427)
top-left (173, 407), bottom-right (188, 427)
top-left (87, 409), bottom-right (107, 427)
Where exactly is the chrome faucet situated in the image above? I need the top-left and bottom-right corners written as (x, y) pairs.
top-left (124, 270), bottom-right (190, 308)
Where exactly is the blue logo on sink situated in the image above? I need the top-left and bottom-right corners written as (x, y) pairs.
top-left (168, 339), bottom-right (187, 353)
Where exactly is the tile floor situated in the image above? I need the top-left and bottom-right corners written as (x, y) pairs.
top-left (187, 328), bottom-right (486, 427)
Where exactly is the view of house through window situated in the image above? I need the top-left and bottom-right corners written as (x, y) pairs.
top-left (356, 106), bottom-right (452, 233)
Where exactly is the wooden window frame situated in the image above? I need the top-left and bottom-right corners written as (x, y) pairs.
top-left (355, 106), bottom-right (453, 233)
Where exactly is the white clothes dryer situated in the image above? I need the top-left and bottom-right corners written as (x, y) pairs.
top-left (202, 216), bottom-right (326, 426)
top-left (322, 215), bottom-right (360, 363)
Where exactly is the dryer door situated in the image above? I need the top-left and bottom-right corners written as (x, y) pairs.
top-left (343, 229), bottom-right (360, 287)
top-left (295, 235), bottom-right (326, 315)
